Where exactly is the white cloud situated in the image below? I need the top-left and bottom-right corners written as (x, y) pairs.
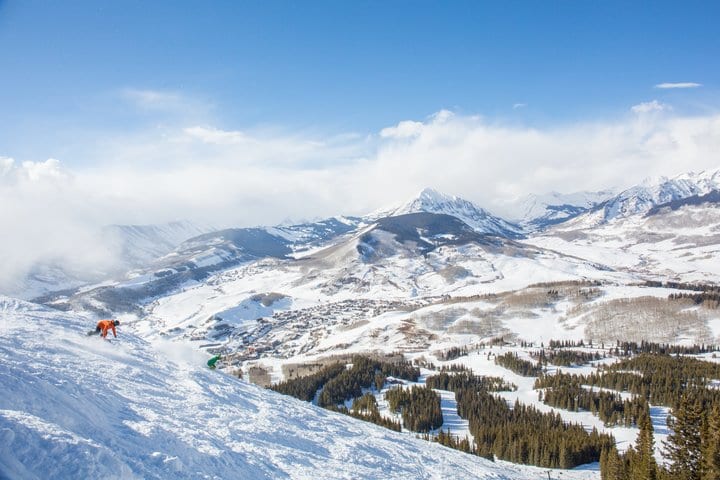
top-left (0, 157), bottom-right (14, 176)
top-left (22, 158), bottom-right (67, 181)
top-left (379, 120), bottom-right (424, 139)
top-left (0, 158), bottom-right (69, 184)
top-left (4, 107), bottom-right (720, 294)
top-left (431, 109), bottom-right (455, 123)
top-left (0, 158), bottom-right (123, 294)
top-left (513, 103), bottom-right (527, 109)
top-left (183, 126), bottom-right (249, 144)
top-left (631, 100), bottom-right (670, 114)
top-left (380, 110), bottom-right (456, 138)
top-left (654, 82), bottom-right (702, 89)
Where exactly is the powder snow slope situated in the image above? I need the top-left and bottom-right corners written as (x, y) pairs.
top-left (0, 296), bottom-right (550, 480)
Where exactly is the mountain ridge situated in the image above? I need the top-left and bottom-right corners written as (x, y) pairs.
top-left (384, 187), bottom-right (524, 238)
top-left (558, 168), bottom-right (720, 229)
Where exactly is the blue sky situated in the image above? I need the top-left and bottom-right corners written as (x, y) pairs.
top-left (1, 0), bottom-right (718, 160)
top-left (1, 1), bottom-right (720, 240)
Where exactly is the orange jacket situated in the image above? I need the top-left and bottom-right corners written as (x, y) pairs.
top-left (96, 319), bottom-right (117, 338)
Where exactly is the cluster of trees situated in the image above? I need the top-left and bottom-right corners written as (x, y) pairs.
top-left (271, 362), bottom-right (346, 401)
top-left (428, 429), bottom-right (473, 453)
top-left (546, 289), bottom-right (561, 299)
top-left (535, 372), bottom-right (647, 426)
top-left (596, 354), bottom-right (720, 407)
top-left (426, 372), bottom-right (516, 393)
top-left (413, 357), bottom-right (435, 369)
top-left (455, 388), bottom-right (614, 468)
top-left (611, 341), bottom-right (716, 356)
top-left (527, 352), bottom-right (720, 478)
top-left (271, 355), bottom-right (422, 433)
top-left (435, 345), bottom-right (469, 361)
top-left (601, 394), bottom-right (720, 480)
top-left (547, 339), bottom-right (590, 348)
top-left (330, 393), bottom-right (401, 432)
top-left (272, 350), bottom-right (720, 474)
top-left (531, 349), bottom-right (603, 367)
top-left (576, 287), bottom-right (602, 300)
top-left (600, 411), bottom-right (658, 480)
top-left (494, 352), bottom-right (543, 376)
top-left (318, 356), bottom-right (420, 407)
top-left (270, 355), bottom-right (420, 407)
top-left (662, 393), bottom-right (720, 480)
top-left (439, 363), bottom-right (472, 373)
top-left (531, 354), bottom-right (720, 408)
top-left (669, 291), bottom-right (720, 309)
top-left (581, 296), bottom-right (707, 344)
top-left (385, 386), bottom-right (443, 432)
top-left (644, 280), bottom-right (718, 292)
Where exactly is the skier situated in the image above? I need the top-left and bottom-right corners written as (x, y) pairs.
top-left (207, 354), bottom-right (221, 369)
top-left (92, 319), bottom-right (120, 339)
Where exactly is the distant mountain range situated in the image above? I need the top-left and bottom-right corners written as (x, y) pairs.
top-left (556, 169), bottom-right (720, 230)
top-left (12, 166), bottom-right (720, 304)
top-left (527, 170), bottom-right (720, 283)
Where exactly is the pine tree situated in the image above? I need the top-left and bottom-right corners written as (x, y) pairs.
top-left (665, 393), bottom-right (703, 480)
top-left (602, 445), bottom-right (627, 480)
top-left (701, 402), bottom-right (720, 480)
top-left (632, 411), bottom-right (657, 480)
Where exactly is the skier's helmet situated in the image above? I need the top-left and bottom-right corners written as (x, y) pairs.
top-left (114, 320), bottom-right (120, 326)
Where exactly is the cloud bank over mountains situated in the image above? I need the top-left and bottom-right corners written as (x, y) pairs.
top-left (2, 103), bottom-right (720, 289)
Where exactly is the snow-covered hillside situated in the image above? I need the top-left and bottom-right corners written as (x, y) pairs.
top-left (379, 188), bottom-right (524, 238)
top-left (0, 296), bottom-right (588, 479)
top-left (560, 168), bottom-right (720, 229)
top-left (528, 200), bottom-right (720, 283)
top-left (508, 190), bottom-right (616, 231)
top-left (128, 217), bottom-right (653, 372)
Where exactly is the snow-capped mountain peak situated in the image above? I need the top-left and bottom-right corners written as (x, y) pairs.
top-left (602, 168), bottom-right (720, 222)
top-left (393, 187), bottom-right (473, 215)
top-left (552, 166), bottom-right (720, 230)
top-left (381, 187), bottom-right (524, 238)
